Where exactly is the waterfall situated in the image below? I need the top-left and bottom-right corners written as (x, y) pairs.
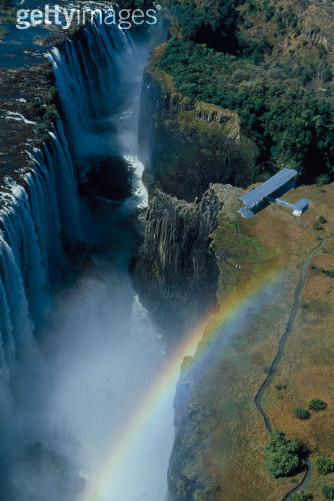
top-left (48, 21), bottom-right (131, 159)
top-left (0, 17), bottom-right (173, 501)
top-left (0, 12), bottom-right (148, 383)
top-left (0, 119), bottom-right (82, 376)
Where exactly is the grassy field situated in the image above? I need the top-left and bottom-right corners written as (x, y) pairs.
top-left (192, 183), bottom-right (334, 500)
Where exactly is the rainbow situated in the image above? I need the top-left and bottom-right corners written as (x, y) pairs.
top-left (82, 266), bottom-right (282, 501)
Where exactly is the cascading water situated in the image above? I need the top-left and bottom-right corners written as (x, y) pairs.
top-left (49, 21), bottom-right (144, 161)
top-left (0, 118), bottom-right (82, 370)
top-left (0, 18), bottom-right (174, 501)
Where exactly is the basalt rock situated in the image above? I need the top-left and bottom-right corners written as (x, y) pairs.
top-left (138, 48), bottom-right (257, 202)
top-left (132, 184), bottom-right (239, 340)
top-left (168, 357), bottom-right (218, 501)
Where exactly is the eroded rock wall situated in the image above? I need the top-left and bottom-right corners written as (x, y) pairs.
top-left (138, 48), bottom-right (257, 202)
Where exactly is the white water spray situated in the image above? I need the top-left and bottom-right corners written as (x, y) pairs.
top-left (0, 19), bottom-right (174, 501)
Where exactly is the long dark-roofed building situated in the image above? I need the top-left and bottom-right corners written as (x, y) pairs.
top-left (238, 168), bottom-right (309, 219)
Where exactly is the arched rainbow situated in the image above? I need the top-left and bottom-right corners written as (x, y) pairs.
top-left (82, 266), bottom-right (282, 501)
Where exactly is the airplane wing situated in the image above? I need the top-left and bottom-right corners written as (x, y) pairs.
top-left (240, 168), bottom-right (297, 207)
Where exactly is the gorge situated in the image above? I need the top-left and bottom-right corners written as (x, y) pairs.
top-left (0, 17), bottom-right (180, 501)
top-left (1, 1), bottom-right (334, 500)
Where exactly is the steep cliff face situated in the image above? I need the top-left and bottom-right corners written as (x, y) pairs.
top-left (168, 357), bottom-right (218, 501)
top-left (135, 44), bottom-right (250, 495)
top-left (134, 3), bottom-right (334, 500)
top-left (138, 47), bottom-right (257, 202)
top-left (133, 184), bottom-right (239, 339)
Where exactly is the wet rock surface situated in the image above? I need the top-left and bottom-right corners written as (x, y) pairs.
top-left (0, 62), bottom-right (58, 186)
top-left (0, 11), bottom-right (81, 194)
top-left (132, 184), bottom-right (239, 340)
top-left (168, 358), bottom-right (218, 501)
top-left (138, 55), bottom-right (257, 202)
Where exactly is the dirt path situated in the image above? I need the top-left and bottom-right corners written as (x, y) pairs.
top-left (252, 207), bottom-right (334, 499)
top-left (254, 237), bottom-right (326, 432)
top-left (254, 238), bottom-right (325, 498)
top-left (227, 204), bottom-right (333, 499)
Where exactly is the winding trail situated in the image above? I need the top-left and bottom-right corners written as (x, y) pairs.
top-left (254, 238), bottom-right (325, 499)
top-left (227, 203), bottom-right (334, 499)
top-left (254, 237), bottom-right (326, 433)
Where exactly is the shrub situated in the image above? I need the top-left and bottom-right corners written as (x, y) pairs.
top-left (323, 485), bottom-right (334, 500)
top-left (290, 492), bottom-right (313, 500)
top-left (323, 68), bottom-right (333, 83)
top-left (47, 86), bottom-right (58, 102)
top-left (324, 269), bottom-right (334, 278)
top-left (276, 383), bottom-right (287, 391)
top-left (319, 215), bottom-right (328, 224)
top-left (294, 407), bottom-right (310, 420)
top-left (317, 174), bottom-right (330, 186)
top-left (309, 398), bottom-right (327, 411)
top-left (265, 430), bottom-right (303, 478)
top-left (45, 104), bottom-right (59, 122)
top-left (313, 220), bottom-right (324, 231)
top-left (315, 455), bottom-right (334, 475)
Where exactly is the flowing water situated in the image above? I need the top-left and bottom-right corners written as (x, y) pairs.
top-left (0, 21), bottom-right (174, 501)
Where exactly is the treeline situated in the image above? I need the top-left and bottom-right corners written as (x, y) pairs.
top-left (158, 40), bottom-right (334, 182)
top-left (160, 0), bottom-right (241, 52)
top-left (115, 0), bottom-right (156, 8)
top-left (159, 0), bottom-right (299, 54)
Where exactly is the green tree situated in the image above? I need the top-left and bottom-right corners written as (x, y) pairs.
top-left (158, 39), bottom-right (334, 183)
top-left (294, 407), bottom-right (310, 420)
top-left (323, 68), bottom-right (333, 83)
top-left (161, 0), bottom-right (240, 52)
top-left (319, 215), bottom-right (328, 224)
top-left (317, 174), bottom-right (330, 186)
top-left (265, 430), bottom-right (303, 478)
top-left (309, 398), bottom-right (327, 411)
top-left (290, 492), bottom-right (313, 501)
top-left (323, 485), bottom-right (334, 500)
top-left (316, 455), bottom-right (334, 475)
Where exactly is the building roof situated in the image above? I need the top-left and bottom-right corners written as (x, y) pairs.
top-left (240, 168), bottom-right (298, 207)
top-left (294, 198), bottom-right (310, 210)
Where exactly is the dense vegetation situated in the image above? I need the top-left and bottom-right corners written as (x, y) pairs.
top-left (160, 0), bottom-right (241, 52)
top-left (265, 430), bottom-right (304, 478)
top-left (158, 39), bottom-right (334, 182)
top-left (156, 0), bottom-right (334, 183)
top-left (117, 0), bottom-right (156, 9)
top-left (290, 493), bottom-right (313, 501)
top-left (316, 455), bottom-right (334, 475)
top-left (294, 407), bottom-right (310, 420)
top-left (323, 485), bottom-right (334, 500)
top-left (309, 398), bottom-right (327, 411)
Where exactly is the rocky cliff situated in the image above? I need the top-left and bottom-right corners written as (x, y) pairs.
top-left (138, 46), bottom-right (257, 202)
top-left (134, 43), bottom-right (251, 496)
top-left (134, 43), bottom-right (256, 337)
top-left (168, 356), bottom-right (218, 501)
top-left (133, 184), bottom-right (240, 340)
top-left (137, 2), bottom-right (334, 499)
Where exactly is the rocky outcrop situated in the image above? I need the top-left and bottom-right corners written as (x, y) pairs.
top-left (0, 19), bottom-right (79, 192)
top-left (138, 47), bottom-right (257, 202)
top-left (0, 63), bottom-right (59, 188)
top-left (134, 41), bottom-right (254, 501)
top-left (299, 1), bottom-right (334, 51)
top-left (132, 184), bottom-right (239, 341)
top-left (168, 356), bottom-right (219, 501)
